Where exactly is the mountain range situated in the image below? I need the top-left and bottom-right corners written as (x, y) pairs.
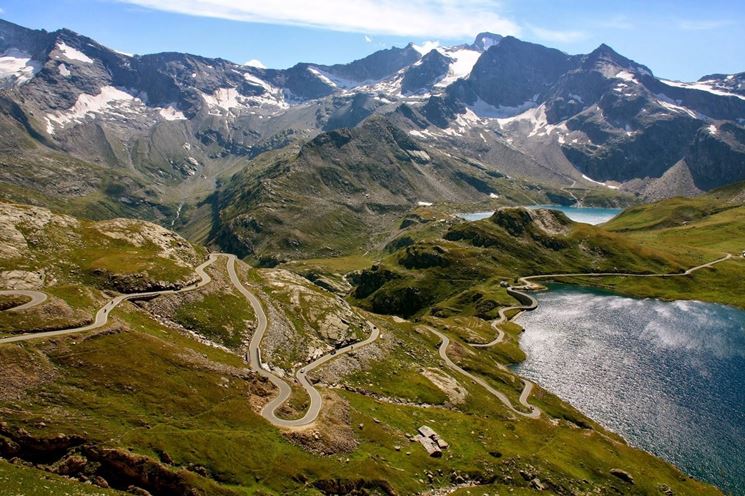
top-left (0, 18), bottom-right (743, 259)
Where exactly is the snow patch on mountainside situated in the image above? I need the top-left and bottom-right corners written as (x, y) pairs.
top-left (45, 86), bottom-right (143, 134)
top-left (582, 174), bottom-right (619, 189)
top-left (360, 73), bottom-right (406, 98)
top-left (655, 93), bottom-right (707, 119)
top-left (242, 72), bottom-right (289, 109)
top-left (56, 42), bottom-right (93, 64)
top-left (434, 47), bottom-right (481, 88)
top-left (471, 98), bottom-right (537, 119)
top-left (202, 86), bottom-right (288, 115)
top-left (412, 41), bottom-right (440, 55)
top-left (497, 105), bottom-right (545, 135)
top-left (242, 71), bottom-right (274, 91)
top-left (615, 70), bottom-right (637, 82)
top-left (496, 104), bottom-right (569, 139)
top-left (202, 88), bottom-right (245, 114)
top-left (308, 67), bottom-right (357, 89)
top-left (661, 79), bottom-right (745, 101)
top-left (0, 49), bottom-right (41, 87)
top-left (58, 63), bottom-right (71, 77)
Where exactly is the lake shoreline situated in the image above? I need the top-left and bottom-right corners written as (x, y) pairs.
top-left (459, 204), bottom-right (623, 224)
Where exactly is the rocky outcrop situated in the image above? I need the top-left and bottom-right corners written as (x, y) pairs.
top-left (371, 285), bottom-right (431, 318)
top-left (350, 266), bottom-right (400, 299)
top-left (610, 468), bottom-right (635, 484)
top-left (90, 268), bottom-right (198, 293)
top-left (398, 244), bottom-right (450, 269)
top-left (414, 426), bottom-right (449, 457)
top-left (313, 478), bottom-right (396, 496)
top-left (0, 202), bottom-right (79, 260)
top-left (0, 424), bottom-right (209, 496)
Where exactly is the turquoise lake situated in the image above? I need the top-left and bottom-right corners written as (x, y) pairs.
top-left (514, 285), bottom-right (745, 494)
top-left (459, 205), bottom-right (623, 224)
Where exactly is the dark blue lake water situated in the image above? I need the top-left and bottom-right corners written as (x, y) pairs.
top-left (514, 285), bottom-right (745, 494)
top-left (459, 205), bottom-right (623, 225)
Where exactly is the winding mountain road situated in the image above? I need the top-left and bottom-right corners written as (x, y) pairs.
top-left (0, 254), bottom-right (220, 345)
top-left (424, 326), bottom-right (541, 418)
top-left (0, 252), bottom-right (381, 428)
top-left (0, 290), bottom-right (48, 311)
top-left (1, 251), bottom-right (733, 426)
top-left (226, 253), bottom-right (381, 428)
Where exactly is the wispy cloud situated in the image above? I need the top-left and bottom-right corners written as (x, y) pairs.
top-left (113, 0), bottom-right (521, 38)
top-left (677, 19), bottom-right (735, 31)
top-left (364, 35), bottom-right (373, 43)
top-left (528, 25), bottom-right (588, 44)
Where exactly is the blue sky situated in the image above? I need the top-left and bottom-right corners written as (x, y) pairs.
top-left (1, 0), bottom-right (743, 81)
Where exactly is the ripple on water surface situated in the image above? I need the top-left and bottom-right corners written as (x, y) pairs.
top-left (514, 285), bottom-right (745, 494)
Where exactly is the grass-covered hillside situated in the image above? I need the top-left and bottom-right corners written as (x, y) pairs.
top-left (588, 181), bottom-right (745, 307)
top-left (0, 202), bottom-right (724, 495)
top-left (350, 207), bottom-right (683, 318)
top-left (0, 201), bottom-right (205, 335)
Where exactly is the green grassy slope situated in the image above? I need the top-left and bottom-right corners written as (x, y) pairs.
top-left (351, 207), bottom-right (684, 318)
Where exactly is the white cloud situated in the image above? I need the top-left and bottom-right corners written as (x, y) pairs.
top-left (677, 19), bottom-right (735, 31)
top-left (528, 25), bottom-right (588, 43)
top-left (113, 0), bottom-right (521, 38)
top-left (364, 35), bottom-right (373, 43)
top-left (412, 40), bottom-right (441, 55)
top-left (244, 58), bottom-right (266, 68)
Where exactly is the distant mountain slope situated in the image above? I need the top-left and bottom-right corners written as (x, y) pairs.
top-left (207, 117), bottom-right (578, 261)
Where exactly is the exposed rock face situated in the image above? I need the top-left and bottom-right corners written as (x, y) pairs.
top-left (414, 425), bottom-right (449, 457)
top-left (0, 424), bottom-right (207, 496)
top-left (401, 50), bottom-right (452, 95)
top-left (421, 368), bottom-right (468, 404)
top-left (609, 468), bottom-right (635, 484)
top-left (0, 270), bottom-right (46, 290)
top-left (0, 202), bottom-right (79, 260)
top-left (351, 266), bottom-right (400, 299)
top-left (371, 285), bottom-right (430, 318)
top-left (91, 269), bottom-right (199, 293)
top-left (399, 244), bottom-right (450, 269)
top-left (685, 123), bottom-right (745, 190)
top-left (468, 37), bottom-right (578, 108)
top-left (313, 478), bottom-right (396, 496)
top-left (257, 268), bottom-right (372, 372)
